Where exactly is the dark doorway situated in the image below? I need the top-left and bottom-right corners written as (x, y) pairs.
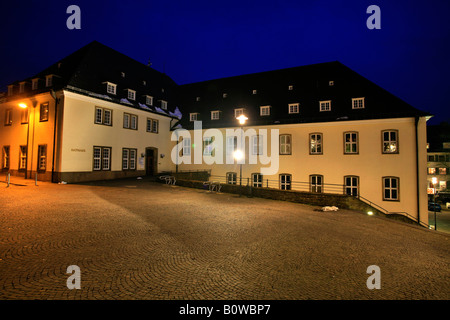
top-left (146, 147), bottom-right (158, 176)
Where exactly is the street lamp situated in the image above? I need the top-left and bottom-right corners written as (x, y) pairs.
top-left (235, 114), bottom-right (248, 186)
top-left (432, 177), bottom-right (438, 230)
top-left (18, 102), bottom-right (37, 180)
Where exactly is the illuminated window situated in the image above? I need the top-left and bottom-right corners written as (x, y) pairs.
top-left (288, 103), bottom-right (299, 114)
top-left (40, 103), bottom-right (49, 122)
top-left (344, 132), bottom-right (358, 154)
top-left (252, 89), bottom-right (257, 95)
top-left (288, 85), bottom-right (293, 90)
top-left (280, 174), bottom-right (291, 190)
top-left (310, 133), bottom-right (323, 155)
top-left (203, 137), bottom-right (214, 156)
top-left (280, 134), bottom-right (291, 155)
top-left (383, 177), bottom-right (399, 201)
top-left (352, 97), bottom-right (365, 109)
top-left (320, 100), bottom-right (331, 111)
top-left (439, 168), bottom-right (447, 175)
top-left (182, 138), bottom-right (191, 156)
top-left (428, 168), bottom-right (436, 175)
top-left (382, 130), bottom-right (398, 154)
top-left (38, 145), bottom-right (47, 172)
top-left (21, 108), bottom-right (29, 124)
top-left (252, 173), bottom-right (263, 188)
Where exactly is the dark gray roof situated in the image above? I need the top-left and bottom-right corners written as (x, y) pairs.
top-left (175, 61), bottom-right (431, 129)
top-left (5, 41), bottom-right (179, 118)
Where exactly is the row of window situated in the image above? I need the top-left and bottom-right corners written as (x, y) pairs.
top-left (428, 167), bottom-right (448, 175)
top-left (3, 103), bottom-right (49, 126)
top-left (194, 81), bottom-right (345, 101)
top-left (428, 154), bottom-right (450, 162)
top-left (7, 76), bottom-right (54, 96)
top-left (225, 172), bottom-right (400, 201)
top-left (92, 147), bottom-right (138, 171)
top-left (181, 130), bottom-right (399, 156)
top-left (189, 98), bottom-right (365, 121)
top-left (106, 82), bottom-right (168, 109)
top-left (1, 145), bottom-right (47, 171)
top-left (94, 107), bottom-right (159, 133)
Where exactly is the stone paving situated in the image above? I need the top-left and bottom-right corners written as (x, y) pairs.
top-left (0, 177), bottom-right (449, 300)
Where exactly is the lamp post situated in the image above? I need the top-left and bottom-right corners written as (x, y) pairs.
top-left (235, 114), bottom-right (248, 187)
top-left (18, 103), bottom-right (30, 179)
top-left (432, 177), bottom-right (438, 230)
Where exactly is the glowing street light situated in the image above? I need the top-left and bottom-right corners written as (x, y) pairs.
top-left (19, 103), bottom-right (28, 109)
top-left (236, 114), bottom-right (248, 125)
top-left (236, 113), bottom-right (248, 187)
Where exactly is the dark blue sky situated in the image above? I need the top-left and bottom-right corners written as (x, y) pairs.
top-left (1, 0), bottom-right (449, 124)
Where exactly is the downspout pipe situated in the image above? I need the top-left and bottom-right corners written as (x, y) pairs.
top-left (415, 116), bottom-right (421, 226)
top-left (50, 90), bottom-right (58, 183)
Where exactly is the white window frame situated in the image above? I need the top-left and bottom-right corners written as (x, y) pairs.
top-left (280, 134), bottom-right (291, 155)
top-left (288, 103), bottom-right (299, 114)
top-left (211, 110), bottom-right (220, 120)
top-left (127, 89), bottom-right (136, 101)
top-left (19, 146), bottom-right (27, 170)
top-left (260, 106), bottom-right (271, 116)
top-left (252, 173), bottom-right (263, 188)
top-left (32, 79), bottom-right (39, 90)
top-left (226, 136), bottom-right (237, 155)
top-left (310, 133), bottom-right (323, 155)
top-left (252, 89), bottom-right (257, 95)
top-left (344, 132), bottom-right (358, 154)
top-left (95, 107), bottom-right (112, 126)
top-left (344, 176), bottom-right (359, 196)
top-left (2, 146), bottom-right (10, 169)
top-left (203, 137), bottom-right (213, 156)
top-left (280, 174), bottom-right (291, 190)
top-left (146, 95), bottom-right (153, 106)
top-left (234, 108), bottom-right (244, 118)
top-left (106, 82), bottom-right (117, 95)
top-left (252, 135), bottom-right (263, 155)
top-left (320, 100), bottom-right (331, 112)
top-left (146, 118), bottom-right (158, 133)
top-left (227, 172), bottom-right (237, 185)
top-left (45, 75), bottom-right (52, 87)
top-left (310, 175), bottom-right (323, 193)
top-left (352, 97), bottom-right (365, 109)
top-left (160, 100), bottom-right (168, 110)
top-left (183, 138), bottom-right (191, 156)
top-left (288, 85), bottom-right (293, 91)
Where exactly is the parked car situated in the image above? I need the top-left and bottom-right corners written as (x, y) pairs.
top-left (428, 202), bottom-right (441, 212)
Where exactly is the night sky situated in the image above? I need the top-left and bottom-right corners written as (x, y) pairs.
top-left (1, 0), bottom-right (449, 124)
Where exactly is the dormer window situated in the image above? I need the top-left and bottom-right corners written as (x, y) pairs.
top-left (211, 110), bottom-right (220, 120)
top-left (19, 82), bottom-right (25, 93)
top-left (7, 85), bottom-right (13, 96)
top-left (143, 80), bottom-right (146, 86)
top-left (260, 106), bottom-right (271, 116)
top-left (127, 89), bottom-right (136, 101)
top-left (190, 113), bottom-right (199, 121)
top-left (223, 93), bottom-right (227, 98)
top-left (329, 81), bottom-right (334, 86)
top-left (288, 103), bottom-right (299, 114)
top-left (160, 100), bottom-right (168, 110)
top-left (234, 108), bottom-right (244, 118)
top-left (196, 97), bottom-right (201, 102)
top-left (146, 95), bottom-right (153, 106)
top-left (288, 85), bottom-right (293, 91)
top-left (320, 100), bottom-right (331, 111)
top-left (32, 79), bottom-right (39, 90)
top-left (45, 75), bottom-right (53, 87)
top-left (106, 82), bottom-right (116, 95)
top-left (121, 72), bottom-right (125, 78)
top-left (352, 97), bottom-right (365, 109)
top-left (252, 89), bottom-right (257, 95)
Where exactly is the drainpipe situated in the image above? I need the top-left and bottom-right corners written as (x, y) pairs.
top-left (50, 90), bottom-right (58, 183)
top-left (415, 116), bottom-right (421, 226)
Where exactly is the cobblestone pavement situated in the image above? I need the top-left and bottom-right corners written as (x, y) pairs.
top-left (0, 177), bottom-right (449, 300)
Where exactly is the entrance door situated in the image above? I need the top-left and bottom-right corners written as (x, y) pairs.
top-left (146, 148), bottom-right (158, 176)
